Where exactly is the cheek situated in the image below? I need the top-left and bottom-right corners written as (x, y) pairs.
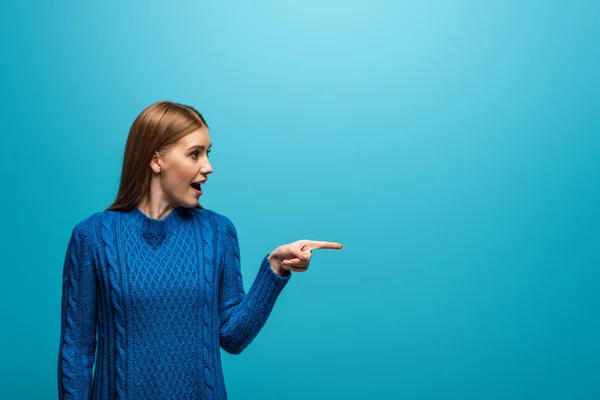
top-left (164, 165), bottom-right (194, 189)
top-left (172, 162), bottom-right (195, 180)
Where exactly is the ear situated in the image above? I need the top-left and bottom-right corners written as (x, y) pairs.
top-left (150, 151), bottom-right (162, 174)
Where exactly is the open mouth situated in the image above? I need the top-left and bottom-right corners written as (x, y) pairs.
top-left (190, 182), bottom-right (202, 190)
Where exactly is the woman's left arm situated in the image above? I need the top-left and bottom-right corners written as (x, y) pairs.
top-left (217, 216), bottom-right (291, 355)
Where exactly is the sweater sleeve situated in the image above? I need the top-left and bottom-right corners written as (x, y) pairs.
top-left (217, 215), bottom-right (291, 354)
top-left (57, 222), bottom-right (98, 399)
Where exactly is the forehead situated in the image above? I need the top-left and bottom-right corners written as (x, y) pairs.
top-left (177, 127), bottom-right (211, 148)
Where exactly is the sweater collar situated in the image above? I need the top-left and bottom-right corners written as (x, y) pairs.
top-left (124, 205), bottom-right (188, 235)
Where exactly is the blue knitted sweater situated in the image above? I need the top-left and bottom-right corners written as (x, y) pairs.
top-left (57, 205), bottom-right (291, 399)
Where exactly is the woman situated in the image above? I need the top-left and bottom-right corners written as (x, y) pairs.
top-left (57, 100), bottom-right (343, 400)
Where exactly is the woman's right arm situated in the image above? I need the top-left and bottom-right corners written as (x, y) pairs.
top-left (57, 222), bottom-right (98, 400)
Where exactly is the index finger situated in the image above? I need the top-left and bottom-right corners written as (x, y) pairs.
top-left (304, 241), bottom-right (344, 250)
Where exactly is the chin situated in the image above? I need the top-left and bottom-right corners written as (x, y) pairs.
top-left (188, 198), bottom-right (202, 208)
top-left (184, 200), bottom-right (198, 208)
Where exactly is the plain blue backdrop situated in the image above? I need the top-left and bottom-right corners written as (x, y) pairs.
top-left (1, 1), bottom-right (598, 399)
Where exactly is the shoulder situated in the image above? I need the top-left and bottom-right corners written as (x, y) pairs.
top-left (72, 211), bottom-right (102, 237)
top-left (190, 207), bottom-right (236, 236)
top-left (69, 211), bottom-right (107, 247)
top-left (65, 212), bottom-right (104, 256)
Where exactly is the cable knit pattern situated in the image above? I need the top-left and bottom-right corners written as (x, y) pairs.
top-left (101, 211), bottom-right (127, 400)
top-left (57, 205), bottom-right (291, 399)
top-left (60, 231), bottom-right (80, 396)
top-left (199, 211), bottom-right (217, 398)
top-left (58, 222), bottom-right (97, 399)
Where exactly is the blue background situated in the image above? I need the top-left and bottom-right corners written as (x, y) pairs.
top-left (1, 1), bottom-right (599, 399)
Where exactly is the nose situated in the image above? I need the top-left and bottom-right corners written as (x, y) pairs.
top-left (201, 159), bottom-right (213, 175)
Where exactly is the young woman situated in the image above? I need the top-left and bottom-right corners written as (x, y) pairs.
top-left (57, 100), bottom-right (343, 399)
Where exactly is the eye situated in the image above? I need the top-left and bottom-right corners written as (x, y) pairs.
top-left (191, 149), bottom-right (211, 159)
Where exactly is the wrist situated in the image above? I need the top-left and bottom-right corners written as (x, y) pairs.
top-left (268, 255), bottom-right (290, 277)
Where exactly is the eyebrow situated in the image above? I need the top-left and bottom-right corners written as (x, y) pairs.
top-left (187, 143), bottom-right (212, 150)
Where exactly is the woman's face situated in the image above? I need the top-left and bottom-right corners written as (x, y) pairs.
top-left (151, 126), bottom-right (213, 208)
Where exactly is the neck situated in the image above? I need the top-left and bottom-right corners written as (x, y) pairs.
top-left (124, 204), bottom-right (189, 235)
top-left (136, 197), bottom-right (182, 220)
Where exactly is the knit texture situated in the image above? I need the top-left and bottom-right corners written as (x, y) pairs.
top-left (57, 205), bottom-right (291, 399)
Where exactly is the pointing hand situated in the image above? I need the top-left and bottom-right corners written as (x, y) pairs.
top-left (268, 240), bottom-right (344, 275)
